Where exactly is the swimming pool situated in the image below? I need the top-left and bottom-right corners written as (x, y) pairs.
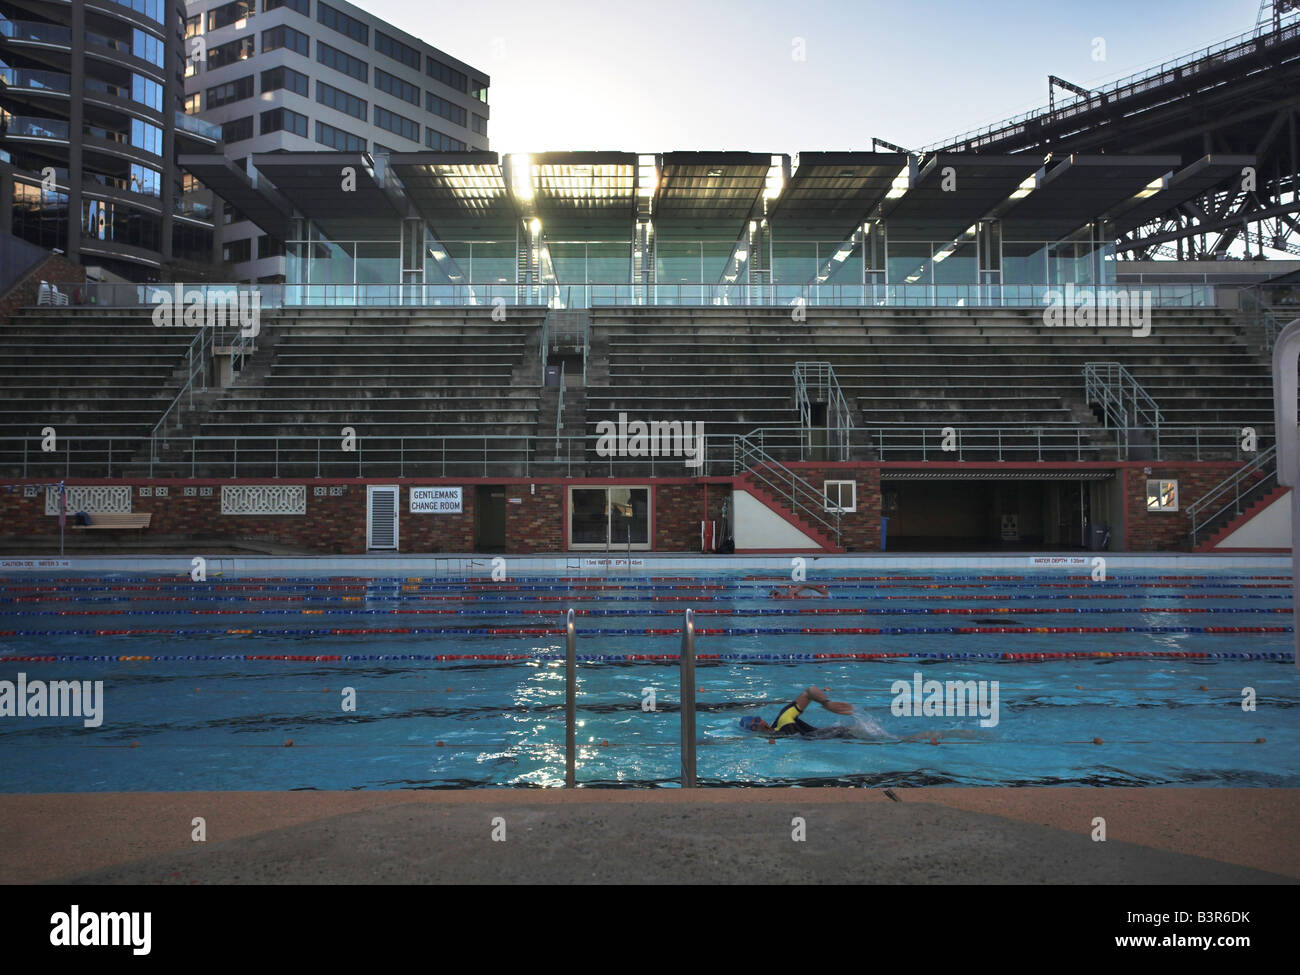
top-left (0, 567), bottom-right (1295, 789)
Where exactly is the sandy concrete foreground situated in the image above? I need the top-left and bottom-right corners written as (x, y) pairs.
top-left (1, 789), bottom-right (1296, 885)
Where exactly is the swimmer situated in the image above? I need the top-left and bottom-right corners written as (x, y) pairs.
top-left (739, 685), bottom-right (855, 739)
top-left (769, 583), bottom-right (829, 599)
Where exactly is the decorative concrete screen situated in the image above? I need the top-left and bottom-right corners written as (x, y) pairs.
top-left (221, 484), bottom-right (307, 515)
top-left (46, 485), bottom-right (132, 515)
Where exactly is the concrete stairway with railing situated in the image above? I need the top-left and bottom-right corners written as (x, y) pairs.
top-left (0, 308), bottom-right (201, 476)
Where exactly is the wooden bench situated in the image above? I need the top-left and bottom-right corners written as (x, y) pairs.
top-left (71, 513), bottom-right (151, 530)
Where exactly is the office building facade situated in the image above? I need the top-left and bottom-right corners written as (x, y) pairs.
top-left (183, 0), bottom-right (488, 282)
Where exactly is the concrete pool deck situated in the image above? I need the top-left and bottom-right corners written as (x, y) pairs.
top-left (3, 788), bottom-right (1296, 884)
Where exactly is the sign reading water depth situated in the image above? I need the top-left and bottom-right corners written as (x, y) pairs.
top-left (410, 487), bottom-right (462, 513)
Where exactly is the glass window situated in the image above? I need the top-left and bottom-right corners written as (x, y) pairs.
top-left (184, 92), bottom-right (201, 115)
top-left (374, 105), bottom-right (418, 142)
top-left (264, 0), bottom-right (309, 13)
top-left (471, 81), bottom-right (488, 103)
top-left (317, 80), bottom-right (367, 120)
top-left (317, 2), bottom-right (368, 43)
top-left (315, 120), bottom-right (365, 151)
top-left (131, 74), bottom-right (163, 111)
top-left (887, 240), bottom-right (933, 286)
top-left (262, 65), bottom-right (308, 96)
top-left (824, 480), bottom-right (856, 513)
top-left (425, 57), bottom-right (467, 92)
top-left (206, 75), bottom-right (254, 108)
top-left (317, 41), bottom-right (367, 82)
top-left (424, 128), bottom-right (465, 152)
top-left (1002, 241), bottom-right (1048, 286)
top-left (129, 118), bottom-right (163, 155)
top-left (425, 91), bottom-right (466, 127)
top-left (223, 237), bottom-right (252, 263)
top-left (260, 107), bottom-right (308, 136)
top-left (374, 68), bottom-right (419, 105)
top-left (262, 24), bottom-right (309, 56)
top-left (184, 15), bottom-right (201, 38)
top-left (131, 28), bottom-right (165, 67)
top-left (128, 163), bottom-right (161, 197)
top-left (1146, 479), bottom-right (1179, 512)
top-left (471, 113), bottom-right (487, 136)
top-left (568, 487), bottom-right (649, 549)
top-left (375, 31), bottom-right (419, 69)
top-left (208, 35), bottom-right (256, 69)
top-left (207, 1), bottom-right (256, 31)
top-left (221, 116), bottom-right (255, 143)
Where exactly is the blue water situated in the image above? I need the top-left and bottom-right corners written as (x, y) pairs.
top-left (0, 570), bottom-right (1295, 789)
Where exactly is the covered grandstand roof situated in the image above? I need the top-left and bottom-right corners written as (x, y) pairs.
top-left (769, 152), bottom-right (905, 240)
top-left (180, 149), bottom-right (1249, 247)
top-left (997, 154), bottom-right (1180, 238)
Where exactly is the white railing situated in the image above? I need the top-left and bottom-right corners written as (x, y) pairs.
top-left (1187, 444), bottom-right (1278, 546)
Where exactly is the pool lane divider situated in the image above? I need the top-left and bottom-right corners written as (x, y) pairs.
top-left (1, 650), bottom-right (1292, 663)
top-left (0, 624), bottom-right (1291, 637)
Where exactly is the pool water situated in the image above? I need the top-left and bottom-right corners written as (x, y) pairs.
top-left (0, 570), bottom-right (1295, 789)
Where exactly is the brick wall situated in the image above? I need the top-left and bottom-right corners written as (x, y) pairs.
top-left (785, 464), bottom-right (882, 551)
top-left (1123, 465), bottom-right (1240, 551)
top-left (0, 255), bottom-right (87, 325)
top-left (503, 483), bottom-right (563, 552)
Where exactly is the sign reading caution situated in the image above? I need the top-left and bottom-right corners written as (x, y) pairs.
top-left (410, 487), bottom-right (462, 513)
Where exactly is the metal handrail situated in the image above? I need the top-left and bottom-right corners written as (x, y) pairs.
top-left (565, 608), bottom-right (576, 788)
top-left (680, 608), bottom-right (696, 788)
top-left (150, 325), bottom-right (212, 449)
top-left (6, 423), bottom-right (1265, 480)
top-left (1187, 444), bottom-right (1278, 545)
top-left (1083, 361), bottom-right (1163, 456)
top-left (734, 433), bottom-right (842, 543)
top-left (554, 359), bottom-right (565, 459)
top-left (793, 361), bottom-right (854, 461)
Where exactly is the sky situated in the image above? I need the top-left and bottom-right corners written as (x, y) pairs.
top-left (357, 0), bottom-right (1267, 153)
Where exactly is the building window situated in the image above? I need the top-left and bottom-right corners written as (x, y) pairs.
top-left (129, 118), bottom-right (163, 155)
top-left (184, 15), bottom-right (202, 38)
top-left (221, 115), bottom-right (255, 144)
top-left (317, 41), bottom-right (367, 82)
top-left (471, 113), bottom-right (487, 136)
top-left (471, 80), bottom-right (488, 103)
top-left (131, 74), bottom-right (163, 111)
top-left (183, 92), bottom-right (201, 115)
top-left (1146, 479), bottom-right (1179, 512)
top-left (260, 107), bottom-right (308, 136)
top-left (261, 64), bottom-right (308, 96)
top-left (375, 30), bottom-right (419, 69)
top-left (223, 237), bottom-right (252, 263)
top-left (262, 24), bottom-right (309, 56)
top-left (317, 80), bottom-right (366, 120)
top-left (131, 29), bottom-right (165, 67)
top-left (426, 56), bottom-right (467, 92)
top-left (374, 68), bottom-right (419, 106)
top-left (374, 105), bottom-right (418, 143)
top-left (824, 480), bottom-right (856, 513)
top-left (425, 128), bottom-right (466, 152)
top-left (315, 120), bottom-right (365, 151)
top-left (208, 35), bottom-right (256, 69)
top-left (258, 235), bottom-right (286, 259)
top-left (568, 486), bottom-right (650, 549)
top-left (316, 2), bottom-right (368, 44)
top-left (207, 76), bottom-right (255, 109)
top-left (425, 91), bottom-right (466, 127)
top-left (129, 163), bottom-right (161, 197)
top-left (207, 1), bottom-right (256, 32)
top-left (264, 0), bottom-right (309, 14)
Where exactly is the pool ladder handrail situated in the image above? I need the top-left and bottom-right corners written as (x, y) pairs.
top-left (680, 608), bottom-right (697, 787)
top-left (565, 608), bottom-right (577, 786)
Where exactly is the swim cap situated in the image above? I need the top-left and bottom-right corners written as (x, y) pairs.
top-left (739, 716), bottom-right (762, 731)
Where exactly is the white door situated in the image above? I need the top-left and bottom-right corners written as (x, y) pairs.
top-left (367, 485), bottom-right (399, 550)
